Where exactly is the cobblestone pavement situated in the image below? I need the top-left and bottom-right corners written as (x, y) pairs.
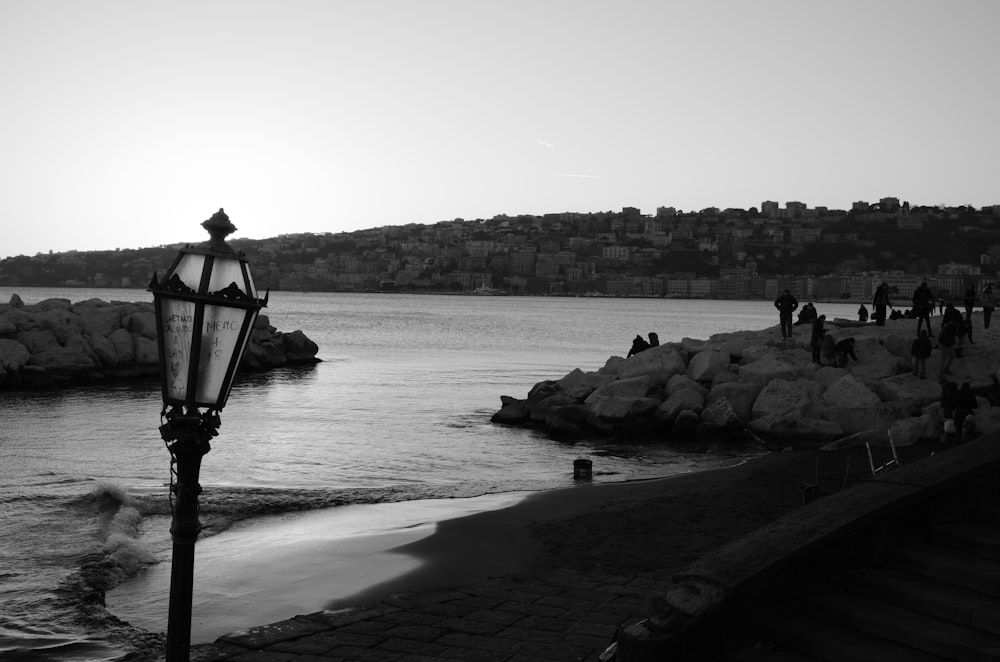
top-left (188, 568), bottom-right (672, 662)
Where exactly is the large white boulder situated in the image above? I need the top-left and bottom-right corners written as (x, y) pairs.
top-left (738, 358), bottom-right (800, 386)
top-left (666, 373), bottom-right (707, 397)
top-left (78, 306), bottom-right (123, 337)
top-left (739, 345), bottom-right (783, 365)
top-left (134, 337), bottom-right (159, 366)
top-left (619, 345), bottom-right (687, 385)
top-left (585, 375), bottom-right (657, 420)
top-left (845, 338), bottom-right (908, 381)
top-left (701, 397), bottom-right (741, 427)
top-left (888, 414), bottom-right (939, 446)
top-left (557, 368), bottom-right (615, 400)
top-left (655, 388), bottom-right (706, 424)
top-left (870, 375), bottom-right (942, 410)
top-left (752, 378), bottom-right (815, 419)
top-left (685, 349), bottom-right (731, 383)
top-left (747, 414), bottom-right (845, 447)
top-left (108, 328), bottom-right (136, 364)
top-left (881, 333), bottom-right (912, 360)
top-left (973, 406), bottom-right (1000, 436)
top-left (707, 380), bottom-right (761, 424)
top-left (822, 374), bottom-right (882, 409)
top-left (823, 401), bottom-right (910, 434)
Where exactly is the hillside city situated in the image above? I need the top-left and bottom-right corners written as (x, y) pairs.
top-left (2, 197), bottom-right (999, 303)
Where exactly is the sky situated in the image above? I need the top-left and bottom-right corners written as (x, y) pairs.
top-left (1, 1), bottom-right (998, 258)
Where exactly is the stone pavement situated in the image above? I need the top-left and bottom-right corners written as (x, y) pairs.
top-left (189, 568), bottom-right (671, 662)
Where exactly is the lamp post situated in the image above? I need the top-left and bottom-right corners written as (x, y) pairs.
top-left (149, 208), bottom-right (266, 662)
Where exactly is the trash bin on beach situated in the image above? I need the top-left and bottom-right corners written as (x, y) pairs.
top-left (573, 459), bottom-right (593, 480)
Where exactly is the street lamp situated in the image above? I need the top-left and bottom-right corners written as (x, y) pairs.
top-left (149, 208), bottom-right (266, 662)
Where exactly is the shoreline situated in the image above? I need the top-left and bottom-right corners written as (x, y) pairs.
top-left (169, 441), bottom-right (935, 652)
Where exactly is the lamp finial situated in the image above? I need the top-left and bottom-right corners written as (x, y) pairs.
top-left (201, 208), bottom-right (237, 249)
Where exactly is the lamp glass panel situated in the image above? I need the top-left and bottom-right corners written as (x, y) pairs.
top-left (195, 304), bottom-right (249, 404)
top-left (172, 253), bottom-right (207, 291)
top-left (206, 256), bottom-right (248, 296)
top-left (160, 298), bottom-right (196, 401)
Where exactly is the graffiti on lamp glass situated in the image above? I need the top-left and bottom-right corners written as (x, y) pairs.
top-left (162, 313), bottom-right (241, 394)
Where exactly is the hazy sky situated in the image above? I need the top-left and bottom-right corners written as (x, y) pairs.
top-left (2, 1), bottom-right (998, 258)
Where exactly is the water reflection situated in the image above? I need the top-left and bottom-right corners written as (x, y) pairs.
top-left (233, 363), bottom-right (320, 390)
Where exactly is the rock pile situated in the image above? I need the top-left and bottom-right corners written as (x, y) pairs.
top-left (492, 314), bottom-right (1000, 449)
top-left (0, 294), bottom-right (319, 388)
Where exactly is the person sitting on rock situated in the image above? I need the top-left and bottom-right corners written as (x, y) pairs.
top-left (857, 304), bottom-right (869, 323)
top-left (627, 334), bottom-right (650, 358)
top-left (647, 332), bottom-right (659, 348)
top-left (834, 337), bottom-right (858, 368)
top-left (794, 302), bottom-right (817, 326)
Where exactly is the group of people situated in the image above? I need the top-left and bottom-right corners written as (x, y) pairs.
top-left (626, 332), bottom-right (659, 357)
top-left (807, 313), bottom-right (858, 368)
top-left (941, 380), bottom-right (978, 445)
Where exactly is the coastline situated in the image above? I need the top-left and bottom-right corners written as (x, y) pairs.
top-left (171, 440), bottom-right (936, 657)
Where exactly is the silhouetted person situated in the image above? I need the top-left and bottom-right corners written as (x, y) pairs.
top-left (857, 304), bottom-right (869, 323)
top-left (648, 332), bottom-right (659, 347)
top-left (794, 302), bottom-right (817, 326)
top-left (912, 281), bottom-right (934, 337)
top-left (872, 282), bottom-right (891, 326)
top-left (834, 337), bottom-right (858, 368)
top-left (774, 289), bottom-right (798, 340)
top-left (942, 302), bottom-right (963, 328)
top-left (627, 334), bottom-right (650, 358)
top-left (938, 321), bottom-right (957, 377)
top-left (942, 303), bottom-right (966, 355)
top-left (910, 329), bottom-right (931, 379)
top-left (983, 284), bottom-right (996, 329)
top-left (964, 285), bottom-right (976, 320)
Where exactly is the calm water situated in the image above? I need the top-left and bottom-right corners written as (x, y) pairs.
top-left (0, 288), bottom-right (862, 660)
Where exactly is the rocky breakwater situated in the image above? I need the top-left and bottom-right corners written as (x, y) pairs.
top-left (492, 314), bottom-right (1000, 450)
top-left (0, 294), bottom-right (320, 388)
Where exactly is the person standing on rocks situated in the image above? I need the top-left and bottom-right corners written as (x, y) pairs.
top-left (774, 289), bottom-right (798, 340)
top-left (910, 329), bottom-right (932, 379)
top-left (873, 282), bottom-right (892, 326)
top-left (982, 284), bottom-right (995, 329)
top-left (964, 285), bottom-right (977, 321)
top-left (912, 281), bottom-right (934, 337)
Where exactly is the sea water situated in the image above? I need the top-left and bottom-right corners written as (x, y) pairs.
top-left (0, 288), bottom-right (863, 659)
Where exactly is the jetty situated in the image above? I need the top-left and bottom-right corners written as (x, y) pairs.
top-left (0, 294), bottom-right (319, 388)
top-left (492, 309), bottom-right (1000, 451)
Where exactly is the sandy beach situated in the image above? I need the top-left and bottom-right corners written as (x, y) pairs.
top-left (111, 440), bottom-right (938, 648)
